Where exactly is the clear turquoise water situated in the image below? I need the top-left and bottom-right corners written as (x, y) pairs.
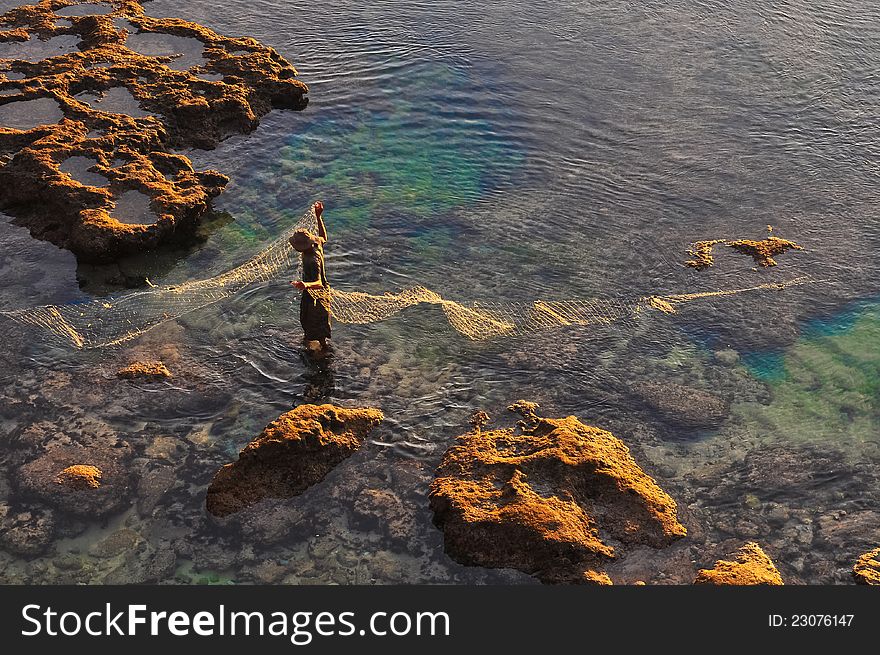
top-left (1, 0), bottom-right (879, 584)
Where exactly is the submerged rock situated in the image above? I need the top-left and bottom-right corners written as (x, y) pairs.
top-left (0, 0), bottom-right (308, 262)
top-left (853, 547), bottom-right (880, 585)
top-left (12, 419), bottom-right (133, 517)
top-left (0, 503), bottom-right (56, 557)
top-left (206, 404), bottom-right (384, 517)
top-left (429, 401), bottom-right (686, 584)
top-left (630, 381), bottom-right (729, 431)
top-left (684, 228), bottom-right (804, 270)
top-left (694, 542), bottom-right (784, 585)
top-left (117, 360), bottom-right (172, 380)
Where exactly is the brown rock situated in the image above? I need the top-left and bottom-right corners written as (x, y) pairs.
top-left (0, 0), bottom-right (308, 262)
top-left (0, 504), bottom-right (56, 557)
top-left (694, 542), bottom-right (784, 585)
top-left (429, 401), bottom-right (686, 584)
top-left (726, 236), bottom-right (804, 268)
top-left (685, 229), bottom-right (803, 270)
top-left (13, 421), bottom-right (133, 517)
top-left (853, 547), bottom-right (880, 585)
top-left (206, 404), bottom-right (384, 517)
top-left (631, 382), bottom-right (729, 430)
top-left (117, 360), bottom-right (172, 380)
top-left (351, 488), bottom-right (416, 545)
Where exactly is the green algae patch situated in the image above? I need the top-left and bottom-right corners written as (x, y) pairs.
top-left (736, 304), bottom-right (880, 453)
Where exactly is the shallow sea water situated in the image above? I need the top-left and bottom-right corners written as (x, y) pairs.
top-left (0, 0), bottom-right (878, 584)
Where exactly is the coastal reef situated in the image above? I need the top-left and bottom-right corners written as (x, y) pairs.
top-left (693, 542), bottom-right (784, 585)
top-left (429, 401), bottom-right (686, 584)
top-left (853, 547), bottom-right (880, 585)
top-left (0, 0), bottom-right (308, 262)
top-left (206, 404), bottom-right (384, 517)
top-left (685, 228), bottom-right (803, 270)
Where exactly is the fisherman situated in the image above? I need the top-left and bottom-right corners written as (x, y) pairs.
top-left (289, 201), bottom-right (331, 354)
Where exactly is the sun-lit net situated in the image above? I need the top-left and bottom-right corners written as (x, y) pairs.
top-left (307, 276), bottom-right (815, 342)
top-left (0, 203), bottom-right (817, 349)
top-left (0, 206), bottom-right (318, 349)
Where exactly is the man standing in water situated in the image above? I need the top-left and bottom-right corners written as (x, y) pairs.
top-left (290, 201), bottom-right (331, 354)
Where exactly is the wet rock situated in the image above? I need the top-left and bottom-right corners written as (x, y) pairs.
top-left (88, 528), bottom-right (143, 558)
top-left (12, 420), bottom-right (133, 517)
top-left (685, 230), bottom-right (804, 269)
top-left (144, 435), bottom-right (185, 461)
top-left (853, 547), bottom-right (880, 585)
top-left (694, 542), bottom-right (784, 585)
top-left (136, 465), bottom-right (177, 516)
top-left (206, 404), bottom-right (384, 517)
top-left (117, 361), bottom-right (172, 380)
top-left (0, 0), bottom-right (308, 262)
top-left (245, 560), bottom-right (288, 584)
top-left (101, 545), bottom-right (176, 584)
top-left (0, 503), bottom-right (56, 557)
top-left (713, 349), bottom-right (740, 366)
top-left (351, 488), bottom-right (417, 545)
top-left (630, 382), bottom-right (729, 430)
top-left (429, 401), bottom-right (687, 584)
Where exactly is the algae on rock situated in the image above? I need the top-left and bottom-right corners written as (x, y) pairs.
top-left (0, 0), bottom-right (308, 261)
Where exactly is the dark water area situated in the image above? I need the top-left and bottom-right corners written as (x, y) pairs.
top-left (0, 0), bottom-right (878, 585)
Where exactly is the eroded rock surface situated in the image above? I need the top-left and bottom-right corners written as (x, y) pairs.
top-left (206, 404), bottom-right (384, 517)
top-left (429, 401), bottom-right (686, 584)
top-left (12, 418), bottom-right (133, 517)
top-left (0, 0), bottom-right (308, 261)
top-left (694, 542), bottom-right (784, 585)
top-left (853, 547), bottom-right (880, 585)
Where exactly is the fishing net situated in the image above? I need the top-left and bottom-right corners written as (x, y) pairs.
top-left (0, 206), bottom-right (318, 348)
top-left (0, 204), bottom-right (816, 349)
top-left (308, 277), bottom-right (814, 342)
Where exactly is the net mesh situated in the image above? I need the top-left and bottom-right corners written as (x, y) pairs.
top-left (1, 206), bottom-right (318, 349)
top-left (308, 276), bottom-right (814, 342)
top-left (0, 205), bottom-right (816, 349)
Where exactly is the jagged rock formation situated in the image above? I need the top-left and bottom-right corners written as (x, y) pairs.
top-left (694, 542), bottom-right (784, 585)
top-left (429, 401), bottom-right (686, 584)
top-left (117, 360), bottom-right (171, 379)
top-left (0, 0), bottom-right (308, 261)
top-left (853, 547), bottom-right (880, 585)
top-left (206, 404), bottom-right (384, 517)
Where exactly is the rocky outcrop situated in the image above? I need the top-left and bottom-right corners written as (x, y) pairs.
top-left (685, 229), bottom-right (803, 270)
top-left (429, 401), bottom-right (686, 584)
top-left (853, 547), bottom-right (880, 585)
top-left (727, 236), bottom-right (804, 268)
top-left (694, 542), bottom-right (784, 585)
top-left (206, 404), bottom-right (384, 517)
top-left (0, 0), bottom-right (308, 262)
top-left (0, 503), bottom-right (56, 556)
top-left (630, 382), bottom-right (729, 430)
top-left (12, 419), bottom-right (133, 517)
top-left (117, 360), bottom-right (172, 380)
